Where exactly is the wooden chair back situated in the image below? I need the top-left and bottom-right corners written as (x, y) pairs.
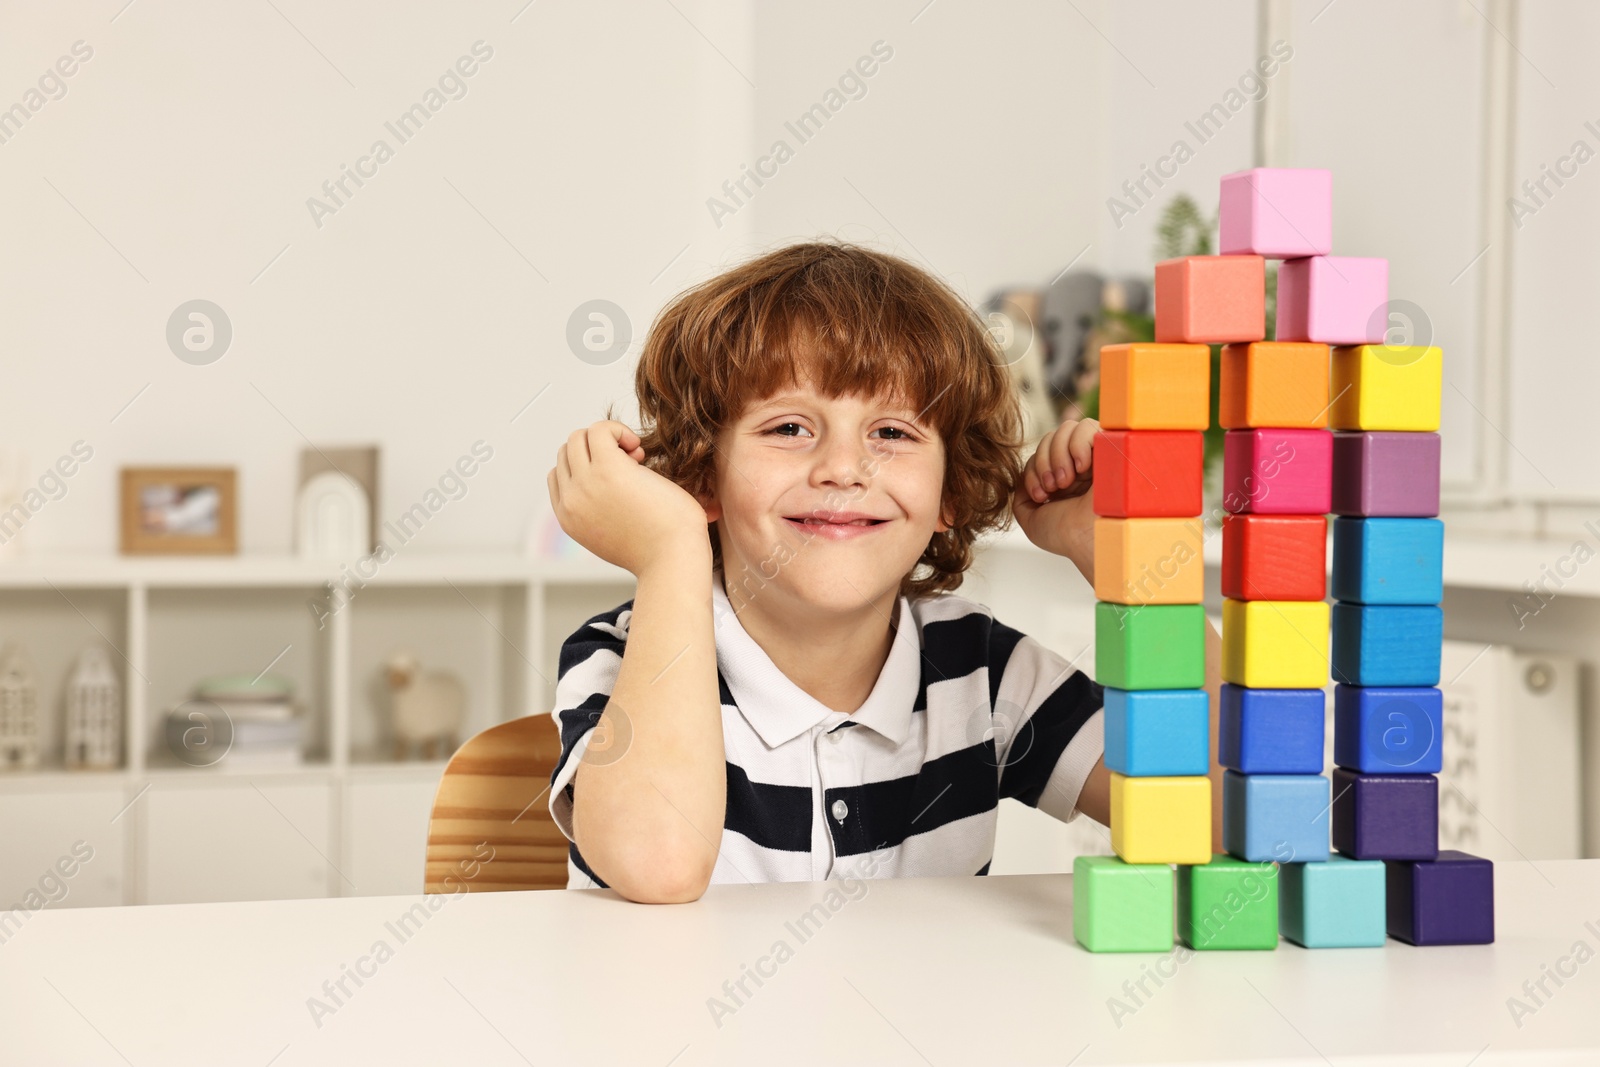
top-left (423, 715), bottom-right (569, 893)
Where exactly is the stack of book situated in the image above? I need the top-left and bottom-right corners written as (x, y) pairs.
top-left (192, 674), bottom-right (306, 767)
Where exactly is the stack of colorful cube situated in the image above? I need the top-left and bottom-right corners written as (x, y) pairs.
top-left (1323, 270), bottom-right (1494, 946)
top-left (1211, 168), bottom-right (1342, 948)
top-left (1073, 208), bottom-right (1263, 953)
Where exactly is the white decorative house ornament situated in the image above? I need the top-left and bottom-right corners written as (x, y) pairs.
top-left (66, 646), bottom-right (121, 770)
top-left (296, 470), bottom-right (371, 560)
top-left (0, 642), bottom-right (40, 769)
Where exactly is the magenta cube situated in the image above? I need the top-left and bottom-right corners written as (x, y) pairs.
top-left (1223, 428), bottom-right (1332, 515)
top-left (1332, 432), bottom-right (1441, 517)
top-left (1386, 850), bottom-right (1495, 945)
top-left (1220, 168), bottom-right (1332, 258)
top-left (1276, 256), bottom-right (1389, 345)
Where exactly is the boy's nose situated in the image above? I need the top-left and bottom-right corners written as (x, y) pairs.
top-left (811, 435), bottom-right (874, 489)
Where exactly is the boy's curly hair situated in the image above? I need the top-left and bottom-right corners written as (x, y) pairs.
top-left (631, 239), bottom-right (1024, 601)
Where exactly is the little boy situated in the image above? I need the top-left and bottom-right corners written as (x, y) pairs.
top-left (545, 240), bottom-right (1223, 902)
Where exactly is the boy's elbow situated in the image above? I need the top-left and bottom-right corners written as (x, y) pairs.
top-left (609, 852), bottom-right (715, 904)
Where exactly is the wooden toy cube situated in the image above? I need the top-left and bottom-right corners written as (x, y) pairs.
top-left (1219, 683), bottom-right (1324, 774)
top-left (1105, 688), bottom-right (1210, 777)
top-left (1072, 855), bottom-right (1176, 952)
top-left (1223, 428), bottom-right (1332, 515)
top-left (1095, 602), bottom-right (1206, 690)
top-left (1098, 344), bottom-right (1211, 429)
top-left (1330, 767), bottom-right (1439, 860)
top-left (1333, 684), bottom-right (1443, 774)
top-left (1276, 256), bottom-right (1388, 345)
top-left (1223, 770), bottom-right (1331, 863)
top-left (1110, 772), bottom-right (1211, 864)
top-left (1221, 514), bottom-right (1326, 601)
top-left (1386, 850), bottom-right (1494, 945)
top-left (1332, 431), bottom-right (1441, 517)
top-left (1330, 518), bottom-right (1444, 605)
top-left (1219, 342), bottom-right (1331, 429)
top-left (1219, 167), bottom-right (1333, 257)
top-left (1221, 598), bottom-right (1330, 688)
top-left (1331, 603), bottom-right (1442, 686)
top-left (1330, 344), bottom-right (1443, 432)
top-left (1094, 517), bottom-right (1205, 605)
top-left (1154, 256), bottom-right (1265, 344)
top-left (1280, 855), bottom-right (1386, 948)
top-left (1177, 855), bottom-right (1280, 950)
top-left (1093, 430), bottom-right (1204, 518)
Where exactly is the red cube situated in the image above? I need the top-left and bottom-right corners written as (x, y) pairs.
top-left (1093, 430), bottom-right (1203, 518)
top-left (1154, 255), bottom-right (1266, 344)
top-left (1221, 514), bottom-right (1327, 601)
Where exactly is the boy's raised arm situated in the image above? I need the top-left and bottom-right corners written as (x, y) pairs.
top-left (549, 421), bottom-right (726, 903)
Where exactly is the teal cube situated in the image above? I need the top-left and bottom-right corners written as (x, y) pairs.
top-left (1104, 688), bottom-right (1210, 776)
top-left (1280, 855), bottom-right (1387, 947)
top-left (1072, 855), bottom-right (1175, 952)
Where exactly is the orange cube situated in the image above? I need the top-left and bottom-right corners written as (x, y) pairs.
top-left (1155, 255), bottom-right (1266, 344)
top-left (1097, 343), bottom-right (1210, 430)
top-left (1094, 517), bottom-right (1206, 605)
top-left (1219, 342), bottom-right (1332, 429)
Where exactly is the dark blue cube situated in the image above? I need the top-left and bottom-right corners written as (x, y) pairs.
top-left (1386, 850), bottom-right (1495, 945)
top-left (1219, 684), bottom-right (1325, 774)
top-left (1333, 685), bottom-right (1443, 774)
top-left (1330, 767), bottom-right (1438, 860)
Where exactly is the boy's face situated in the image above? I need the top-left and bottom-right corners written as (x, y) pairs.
top-left (700, 377), bottom-right (951, 612)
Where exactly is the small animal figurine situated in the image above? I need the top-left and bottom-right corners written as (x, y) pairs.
top-left (384, 651), bottom-right (465, 760)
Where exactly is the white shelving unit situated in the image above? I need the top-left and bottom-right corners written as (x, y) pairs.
top-left (0, 550), bottom-right (635, 907)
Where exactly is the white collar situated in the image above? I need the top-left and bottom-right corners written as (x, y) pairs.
top-left (711, 570), bottom-right (921, 748)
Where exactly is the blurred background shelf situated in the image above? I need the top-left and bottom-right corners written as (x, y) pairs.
top-left (0, 550), bottom-right (633, 906)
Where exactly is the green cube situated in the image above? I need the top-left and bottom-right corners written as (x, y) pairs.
top-left (1177, 855), bottom-right (1280, 950)
top-left (1072, 855), bottom-right (1175, 952)
top-left (1095, 602), bottom-right (1206, 690)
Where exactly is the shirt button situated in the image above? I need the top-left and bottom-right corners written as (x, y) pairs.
top-left (831, 799), bottom-right (849, 822)
top-left (828, 728), bottom-right (845, 744)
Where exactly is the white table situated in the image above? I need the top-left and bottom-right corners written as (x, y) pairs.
top-left (2, 860), bottom-right (1596, 1066)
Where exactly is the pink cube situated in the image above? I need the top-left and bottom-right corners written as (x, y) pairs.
top-left (1220, 168), bottom-right (1333, 258)
top-left (1276, 256), bottom-right (1389, 345)
top-left (1223, 428), bottom-right (1332, 515)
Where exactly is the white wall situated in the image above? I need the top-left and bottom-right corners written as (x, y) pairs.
top-left (0, 0), bottom-right (753, 554)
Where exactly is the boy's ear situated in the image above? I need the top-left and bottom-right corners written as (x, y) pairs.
top-left (934, 501), bottom-right (953, 533)
top-left (695, 487), bottom-right (722, 523)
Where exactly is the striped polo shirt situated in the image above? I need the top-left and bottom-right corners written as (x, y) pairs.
top-left (546, 570), bottom-right (1106, 889)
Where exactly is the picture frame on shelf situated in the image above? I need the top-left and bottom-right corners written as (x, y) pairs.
top-left (119, 467), bottom-right (238, 555)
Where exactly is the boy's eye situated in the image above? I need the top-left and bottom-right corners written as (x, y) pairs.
top-left (768, 422), bottom-right (810, 437)
top-left (873, 426), bottom-right (913, 441)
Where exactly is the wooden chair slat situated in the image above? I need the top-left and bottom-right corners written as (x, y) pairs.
top-left (423, 716), bottom-right (570, 894)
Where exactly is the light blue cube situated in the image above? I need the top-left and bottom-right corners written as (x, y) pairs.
top-left (1279, 855), bottom-right (1387, 947)
top-left (1223, 771), bottom-right (1331, 863)
top-left (1330, 517), bottom-right (1444, 605)
top-left (1331, 603), bottom-right (1443, 687)
top-left (1333, 684), bottom-right (1443, 773)
top-left (1104, 688), bottom-right (1210, 776)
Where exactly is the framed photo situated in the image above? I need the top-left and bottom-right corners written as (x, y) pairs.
top-left (120, 467), bottom-right (238, 555)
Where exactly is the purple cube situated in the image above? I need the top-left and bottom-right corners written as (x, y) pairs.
top-left (1219, 168), bottom-right (1333, 258)
top-left (1386, 850), bottom-right (1495, 945)
top-left (1332, 432), bottom-right (1441, 517)
top-left (1331, 767), bottom-right (1439, 860)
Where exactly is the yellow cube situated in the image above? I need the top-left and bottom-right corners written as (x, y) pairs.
top-left (1094, 517), bottom-right (1205, 605)
top-left (1110, 773), bottom-right (1212, 865)
top-left (1222, 598), bottom-right (1330, 688)
top-left (1329, 345), bottom-right (1443, 431)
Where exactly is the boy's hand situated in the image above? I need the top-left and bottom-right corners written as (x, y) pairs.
top-left (548, 421), bottom-right (712, 576)
top-left (1012, 418), bottom-right (1099, 581)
